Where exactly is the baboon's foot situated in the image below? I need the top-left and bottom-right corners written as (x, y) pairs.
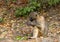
top-left (28, 36), bottom-right (38, 39)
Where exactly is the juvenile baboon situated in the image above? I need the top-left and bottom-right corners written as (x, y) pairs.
top-left (27, 12), bottom-right (48, 38)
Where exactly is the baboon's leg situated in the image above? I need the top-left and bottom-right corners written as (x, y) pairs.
top-left (31, 26), bottom-right (39, 38)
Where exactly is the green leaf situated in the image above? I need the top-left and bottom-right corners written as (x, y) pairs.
top-left (13, 0), bottom-right (16, 2)
top-left (0, 17), bottom-right (4, 23)
top-left (16, 36), bottom-right (27, 40)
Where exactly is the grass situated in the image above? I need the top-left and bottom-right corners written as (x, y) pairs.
top-left (14, 0), bottom-right (40, 17)
top-left (15, 36), bottom-right (27, 40)
top-left (14, 0), bottom-right (60, 17)
top-left (0, 17), bottom-right (4, 23)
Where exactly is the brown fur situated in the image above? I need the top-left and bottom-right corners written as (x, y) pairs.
top-left (28, 12), bottom-right (48, 38)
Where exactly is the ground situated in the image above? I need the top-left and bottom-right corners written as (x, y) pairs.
top-left (0, 0), bottom-right (60, 42)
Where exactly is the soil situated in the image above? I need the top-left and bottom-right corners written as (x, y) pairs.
top-left (0, 0), bottom-right (60, 42)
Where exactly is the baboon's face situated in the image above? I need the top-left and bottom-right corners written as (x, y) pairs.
top-left (29, 12), bottom-right (38, 21)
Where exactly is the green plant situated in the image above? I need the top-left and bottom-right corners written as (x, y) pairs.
top-left (12, 0), bottom-right (16, 2)
top-left (0, 17), bottom-right (4, 23)
top-left (47, 0), bottom-right (60, 6)
top-left (6, 0), bottom-right (16, 4)
top-left (14, 0), bottom-right (40, 17)
top-left (14, 0), bottom-right (60, 17)
top-left (15, 36), bottom-right (27, 40)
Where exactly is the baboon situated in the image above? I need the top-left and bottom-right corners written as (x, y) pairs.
top-left (27, 12), bottom-right (48, 38)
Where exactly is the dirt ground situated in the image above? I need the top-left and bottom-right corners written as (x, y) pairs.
top-left (0, 0), bottom-right (60, 42)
